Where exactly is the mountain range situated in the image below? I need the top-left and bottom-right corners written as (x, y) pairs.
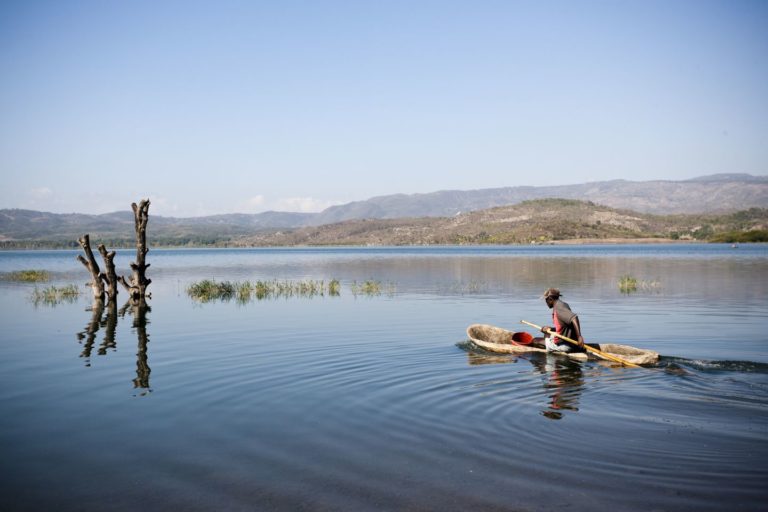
top-left (1, 174), bottom-right (766, 246)
top-left (308, 173), bottom-right (768, 224)
top-left (237, 199), bottom-right (768, 246)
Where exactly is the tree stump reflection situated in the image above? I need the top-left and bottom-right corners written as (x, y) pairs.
top-left (98, 300), bottom-right (118, 356)
top-left (77, 299), bottom-right (104, 365)
top-left (127, 299), bottom-right (151, 393)
top-left (76, 298), bottom-right (152, 393)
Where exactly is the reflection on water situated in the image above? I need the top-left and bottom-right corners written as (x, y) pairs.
top-left (530, 355), bottom-right (584, 420)
top-left (463, 345), bottom-right (584, 420)
top-left (127, 300), bottom-right (151, 393)
top-left (76, 300), bottom-right (115, 363)
top-left (76, 298), bottom-right (151, 393)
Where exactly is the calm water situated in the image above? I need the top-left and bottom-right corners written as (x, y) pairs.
top-left (1, 245), bottom-right (767, 511)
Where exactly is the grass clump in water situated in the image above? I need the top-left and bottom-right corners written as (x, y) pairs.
top-left (618, 275), bottom-right (638, 293)
top-left (30, 284), bottom-right (80, 305)
top-left (187, 279), bottom-right (237, 302)
top-left (619, 275), bottom-right (661, 294)
top-left (7, 270), bottom-right (50, 282)
top-left (350, 280), bottom-right (396, 297)
top-left (350, 279), bottom-right (380, 296)
top-left (188, 278), bottom-right (344, 302)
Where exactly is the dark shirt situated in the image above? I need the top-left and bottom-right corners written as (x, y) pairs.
top-left (552, 299), bottom-right (578, 344)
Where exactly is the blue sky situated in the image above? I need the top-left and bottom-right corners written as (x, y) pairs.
top-left (1, 0), bottom-right (766, 217)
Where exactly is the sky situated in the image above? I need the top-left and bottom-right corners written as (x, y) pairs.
top-left (1, 0), bottom-right (767, 217)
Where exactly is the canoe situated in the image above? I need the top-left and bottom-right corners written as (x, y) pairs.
top-left (466, 323), bottom-right (587, 361)
top-left (466, 324), bottom-right (659, 365)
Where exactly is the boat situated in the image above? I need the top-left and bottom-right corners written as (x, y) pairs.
top-left (466, 324), bottom-right (659, 365)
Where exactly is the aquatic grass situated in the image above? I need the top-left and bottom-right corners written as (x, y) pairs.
top-left (618, 275), bottom-right (638, 293)
top-left (236, 281), bottom-right (253, 303)
top-left (30, 284), bottom-right (80, 306)
top-left (187, 279), bottom-right (237, 302)
top-left (619, 275), bottom-right (661, 294)
top-left (350, 280), bottom-right (397, 297)
top-left (6, 270), bottom-right (50, 282)
top-left (350, 279), bottom-right (380, 296)
top-left (187, 278), bottom-right (345, 302)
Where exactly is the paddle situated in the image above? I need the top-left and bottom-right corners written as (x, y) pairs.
top-left (520, 320), bottom-right (642, 368)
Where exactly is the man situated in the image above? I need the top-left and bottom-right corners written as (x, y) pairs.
top-left (540, 288), bottom-right (585, 353)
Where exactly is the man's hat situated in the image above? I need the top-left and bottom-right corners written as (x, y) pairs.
top-left (541, 288), bottom-right (561, 299)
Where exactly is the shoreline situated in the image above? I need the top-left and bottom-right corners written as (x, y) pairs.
top-left (549, 237), bottom-right (698, 245)
top-left (0, 238), bottom-right (746, 251)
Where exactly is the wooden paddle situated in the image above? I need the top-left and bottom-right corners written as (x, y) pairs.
top-left (520, 320), bottom-right (642, 368)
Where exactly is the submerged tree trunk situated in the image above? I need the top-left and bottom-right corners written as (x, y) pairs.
top-left (77, 234), bottom-right (105, 301)
top-left (98, 244), bottom-right (119, 302)
top-left (119, 199), bottom-right (152, 301)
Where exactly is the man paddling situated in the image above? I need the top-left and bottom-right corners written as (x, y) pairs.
top-left (539, 288), bottom-right (585, 353)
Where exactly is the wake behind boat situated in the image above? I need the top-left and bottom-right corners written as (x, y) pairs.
top-left (466, 324), bottom-right (659, 366)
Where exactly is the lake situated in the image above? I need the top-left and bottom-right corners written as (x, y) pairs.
top-left (1, 244), bottom-right (767, 511)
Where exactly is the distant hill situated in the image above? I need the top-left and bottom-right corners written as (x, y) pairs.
top-left (308, 174), bottom-right (768, 224)
top-left (1, 174), bottom-right (766, 247)
top-left (0, 209), bottom-right (313, 246)
top-left (236, 200), bottom-right (768, 246)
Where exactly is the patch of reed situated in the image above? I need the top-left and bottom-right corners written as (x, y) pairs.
top-left (187, 278), bottom-right (344, 302)
top-left (7, 270), bottom-right (50, 282)
top-left (350, 280), bottom-right (396, 297)
top-left (30, 284), bottom-right (80, 305)
top-left (618, 275), bottom-right (638, 293)
top-left (187, 279), bottom-right (237, 302)
top-left (619, 275), bottom-right (661, 294)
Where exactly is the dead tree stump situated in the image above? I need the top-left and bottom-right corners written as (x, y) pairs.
top-left (77, 234), bottom-right (105, 301)
top-left (120, 199), bottom-right (152, 301)
top-left (98, 244), bottom-right (119, 302)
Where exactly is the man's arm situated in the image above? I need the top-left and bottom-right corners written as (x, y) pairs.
top-left (571, 316), bottom-right (584, 347)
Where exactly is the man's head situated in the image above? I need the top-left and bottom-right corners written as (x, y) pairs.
top-left (542, 288), bottom-right (560, 308)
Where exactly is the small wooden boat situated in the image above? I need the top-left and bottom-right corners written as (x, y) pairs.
top-left (466, 324), bottom-right (659, 365)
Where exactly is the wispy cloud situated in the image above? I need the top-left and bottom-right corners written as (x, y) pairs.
top-left (274, 197), bottom-right (341, 213)
top-left (30, 187), bottom-right (54, 200)
top-left (22, 187), bottom-right (60, 211)
top-left (237, 195), bottom-right (341, 214)
top-left (246, 195), bottom-right (266, 209)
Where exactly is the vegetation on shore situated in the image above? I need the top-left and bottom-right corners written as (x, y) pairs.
top-left (707, 229), bottom-right (768, 243)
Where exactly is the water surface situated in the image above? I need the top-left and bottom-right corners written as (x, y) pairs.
top-left (1, 245), bottom-right (767, 511)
